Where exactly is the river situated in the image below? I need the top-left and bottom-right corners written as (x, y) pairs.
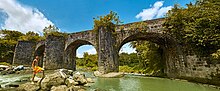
top-left (0, 72), bottom-right (220, 91)
top-left (86, 74), bottom-right (220, 91)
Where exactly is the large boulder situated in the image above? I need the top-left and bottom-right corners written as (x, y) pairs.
top-left (56, 69), bottom-right (68, 78)
top-left (65, 78), bottom-right (78, 87)
top-left (94, 71), bottom-right (103, 77)
top-left (29, 76), bottom-right (42, 82)
top-left (55, 69), bottom-right (74, 78)
top-left (51, 85), bottom-right (68, 91)
top-left (17, 82), bottom-right (40, 91)
top-left (41, 72), bottom-right (66, 90)
top-left (73, 72), bottom-right (87, 85)
top-left (86, 78), bottom-right (94, 83)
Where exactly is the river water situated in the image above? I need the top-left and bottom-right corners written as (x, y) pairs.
top-left (0, 73), bottom-right (31, 88)
top-left (0, 72), bottom-right (220, 91)
top-left (87, 74), bottom-right (220, 91)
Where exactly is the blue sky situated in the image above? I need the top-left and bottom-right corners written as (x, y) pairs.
top-left (0, 0), bottom-right (194, 57)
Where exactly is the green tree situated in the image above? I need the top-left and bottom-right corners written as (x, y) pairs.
top-left (76, 52), bottom-right (98, 71)
top-left (43, 25), bottom-right (68, 37)
top-left (43, 25), bottom-right (59, 35)
top-left (130, 41), bottom-right (164, 74)
top-left (93, 11), bottom-right (122, 33)
top-left (119, 53), bottom-right (139, 67)
top-left (19, 31), bottom-right (43, 41)
top-left (0, 30), bottom-right (24, 62)
top-left (1, 29), bottom-right (24, 41)
top-left (163, 0), bottom-right (220, 56)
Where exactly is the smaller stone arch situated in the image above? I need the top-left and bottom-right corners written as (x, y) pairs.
top-left (34, 41), bottom-right (45, 67)
top-left (35, 41), bottom-right (45, 51)
top-left (64, 30), bottom-right (97, 51)
top-left (64, 39), bottom-right (98, 70)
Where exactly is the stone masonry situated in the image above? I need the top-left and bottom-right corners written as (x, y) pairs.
top-left (13, 41), bottom-right (36, 66)
top-left (13, 18), bottom-right (220, 84)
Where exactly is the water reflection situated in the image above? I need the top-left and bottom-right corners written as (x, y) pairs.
top-left (93, 78), bottom-right (120, 91)
top-left (89, 75), bottom-right (220, 91)
top-left (119, 77), bottom-right (141, 91)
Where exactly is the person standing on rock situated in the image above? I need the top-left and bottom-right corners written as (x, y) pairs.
top-left (32, 56), bottom-right (45, 83)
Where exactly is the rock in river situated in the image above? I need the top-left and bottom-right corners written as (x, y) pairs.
top-left (41, 72), bottom-right (65, 90)
top-left (51, 85), bottom-right (68, 91)
top-left (94, 71), bottom-right (124, 78)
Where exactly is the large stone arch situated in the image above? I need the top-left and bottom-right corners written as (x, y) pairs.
top-left (116, 31), bottom-right (184, 77)
top-left (64, 39), bottom-right (97, 70)
top-left (116, 32), bottom-right (171, 52)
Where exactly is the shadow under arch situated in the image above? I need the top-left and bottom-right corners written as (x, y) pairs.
top-left (117, 32), bottom-right (182, 77)
top-left (34, 44), bottom-right (45, 67)
top-left (64, 39), bottom-right (97, 70)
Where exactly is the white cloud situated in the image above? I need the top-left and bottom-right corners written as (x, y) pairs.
top-left (86, 48), bottom-right (97, 54)
top-left (119, 43), bottom-right (136, 54)
top-left (156, 6), bottom-right (172, 18)
top-left (77, 47), bottom-right (97, 58)
top-left (136, 1), bottom-right (172, 20)
top-left (154, 1), bottom-right (164, 8)
top-left (0, 0), bottom-right (53, 34)
top-left (77, 53), bottom-right (83, 58)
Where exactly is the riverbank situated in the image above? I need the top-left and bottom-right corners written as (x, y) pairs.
top-left (0, 69), bottom-right (95, 91)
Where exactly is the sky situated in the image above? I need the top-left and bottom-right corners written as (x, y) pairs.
top-left (0, 0), bottom-right (194, 57)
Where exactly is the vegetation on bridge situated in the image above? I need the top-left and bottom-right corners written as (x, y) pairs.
top-left (93, 11), bottom-right (121, 33)
top-left (164, 0), bottom-right (220, 62)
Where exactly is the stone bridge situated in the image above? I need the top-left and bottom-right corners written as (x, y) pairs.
top-left (13, 18), bottom-right (185, 77)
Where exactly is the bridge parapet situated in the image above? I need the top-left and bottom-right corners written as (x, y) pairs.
top-left (116, 18), bottom-right (165, 33)
top-left (65, 30), bottom-right (97, 50)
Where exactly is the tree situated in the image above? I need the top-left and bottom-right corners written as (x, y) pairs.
top-left (1, 29), bottom-right (24, 41)
top-left (43, 25), bottom-right (68, 37)
top-left (19, 31), bottom-right (43, 41)
top-left (0, 30), bottom-right (24, 62)
top-left (43, 25), bottom-right (59, 35)
top-left (163, 0), bottom-right (220, 56)
top-left (119, 53), bottom-right (139, 67)
top-left (76, 52), bottom-right (98, 70)
top-left (93, 11), bottom-right (122, 33)
top-left (130, 41), bottom-right (164, 74)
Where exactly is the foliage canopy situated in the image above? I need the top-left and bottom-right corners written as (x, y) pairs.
top-left (93, 11), bottom-right (122, 33)
top-left (163, 0), bottom-right (220, 56)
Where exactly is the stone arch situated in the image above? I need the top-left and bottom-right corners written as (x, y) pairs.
top-left (64, 39), bottom-right (97, 70)
top-left (117, 32), bottom-right (172, 52)
top-left (117, 32), bottom-right (183, 77)
top-left (34, 44), bottom-right (45, 67)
